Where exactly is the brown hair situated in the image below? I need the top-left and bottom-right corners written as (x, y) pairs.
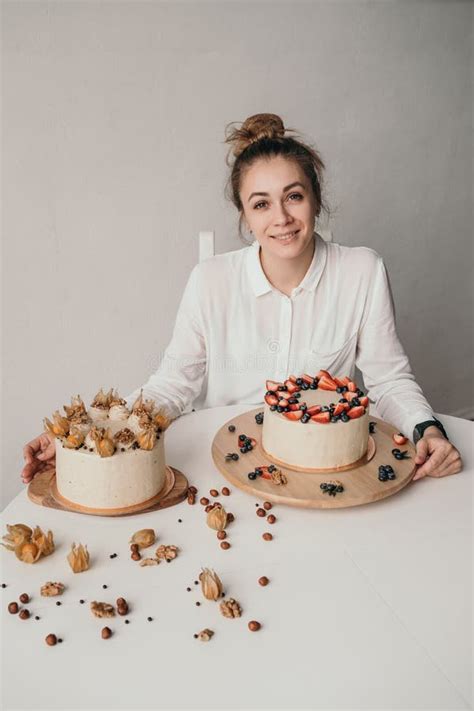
top-left (224, 113), bottom-right (333, 242)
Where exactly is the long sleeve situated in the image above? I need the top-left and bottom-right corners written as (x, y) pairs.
top-left (355, 255), bottom-right (435, 441)
top-left (124, 265), bottom-right (207, 420)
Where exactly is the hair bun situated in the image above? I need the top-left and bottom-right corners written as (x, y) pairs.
top-left (225, 113), bottom-right (286, 158)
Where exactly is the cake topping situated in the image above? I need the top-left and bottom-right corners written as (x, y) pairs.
top-left (90, 388), bottom-right (113, 411)
top-left (63, 427), bottom-right (85, 450)
top-left (44, 411), bottom-right (70, 438)
top-left (63, 395), bottom-right (89, 423)
top-left (113, 427), bottom-right (136, 449)
top-left (96, 429), bottom-right (116, 458)
top-left (136, 425), bottom-right (157, 451)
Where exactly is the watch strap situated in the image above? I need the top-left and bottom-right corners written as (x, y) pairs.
top-left (413, 418), bottom-right (448, 444)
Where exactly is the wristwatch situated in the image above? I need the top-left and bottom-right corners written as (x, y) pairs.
top-left (413, 417), bottom-right (448, 444)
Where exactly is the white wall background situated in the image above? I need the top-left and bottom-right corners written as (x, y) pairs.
top-left (2, 0), bottom-right (472, 509)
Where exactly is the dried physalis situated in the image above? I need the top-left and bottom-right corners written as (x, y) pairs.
top-left (63, 427), bottom-right (85, 450)
top-left (153, 409), bottom-right (171, 432)
top-left (206, 506), bottom-right (227, 531)
top-left (131, 391), bottom-right (155, 417)
top-left (130, 529), bottom-right (156, 549)
top-left (41, 581), bottom-right (65, 597)
top-left (15, 541), bottom-right (41, 564)
top-left (196, 628), bottom-right (214, 642)
top-left (136, 426), bottom-right (156, 451)
top-left (67, 543), bottom-right (90, 573)
top-left (109, 389), bottom-right (127, 408)
top-left (63, 394), bottom-right (88, 421)
top-left (155, 545), bottom-right (178, 562)
top-left (96, 429), bottom-right (115, 458)
top-left (44, 411), bottom-right (70, 438)
top-left (84, 425), bottom-right (105, 451)
top-left (90, 601), bottom-right (115, 618)
top-left (91, 388), bottom-right (113, 408)
top-left (271, 468), bottom-right (287, 485)
top-left (199, 568), bottom-right (223, 601)
top-left (220, 598), bottom-right (242, 619)
top-left (31, 526), bottom-right (55, 557)
top-left (1, 524), bottom-right (32, 551)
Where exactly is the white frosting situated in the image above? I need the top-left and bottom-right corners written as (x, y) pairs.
top-left (55, 413), bottom-right (166, 509)
top-left (88, 406), bottom-right (109, 421)
top-left (108, 404), bottom-right (130, 421)
top-left (262, 388), bottom-right (369, 469)
top-left (127, 412), bottom-right (151, 434)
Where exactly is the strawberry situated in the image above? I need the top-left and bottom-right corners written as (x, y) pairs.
top-left (347, 381), bottom-right (357, 392)
top-left (306, 405), bottom-right (322, 416)
top-left (333, 402), bottom-right (349, 416)
top-left (341, 376), bottom-right (352, 385)
top-left (344, 391), bottom-right (358, 401)
top-left (311, 411), bottom-right (331, 423)
top-left (288, 403), bottom-right (301, 411)
top-left (284, 380), bottom-right (300, 394)
top-left (393, 433), bottom-right (408, 445)
top-left (348, 406), bottom-right (365, 419)
top-left (266, 380), bottom-right (281, 392)
top-left (301, 374), bottom-right (314, 384)
top-left (334, 377), bottom-right (346, 388)
top-left (278, 392), bottom-right (291, 401)
top-left (359, 396), bottom-right (369, 408)
top-left (264, 393), bottom-right (279, 406)
top-left (315, 369), bottom-right (330, 380)
top-left (288, 375), bottom-right (298, 384)
top-left (284, 410), bottom-right (304, 421)
top-left (318, 375), bottom-right (337, 391)
top-left (259, 466), bottom-right (272, 480)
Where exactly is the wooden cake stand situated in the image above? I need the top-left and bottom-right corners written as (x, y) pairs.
top-left (211, 410), bottom-right (416, 509)
top-left (27, 466), bottom-right (189, 517)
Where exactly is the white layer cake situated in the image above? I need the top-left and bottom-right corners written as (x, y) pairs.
top-left (55, 415), bottom-right (166, 510)
top-left (262, 388), bottom-right (369, 470)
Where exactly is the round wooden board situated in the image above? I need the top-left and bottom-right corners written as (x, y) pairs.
top-left (27, 466), bottom-right (189, 517)
top-left (211, 410), bottom-right (416, 509)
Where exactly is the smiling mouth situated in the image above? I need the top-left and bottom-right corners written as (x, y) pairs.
top-left (271, 230), bottom-right (300, 241)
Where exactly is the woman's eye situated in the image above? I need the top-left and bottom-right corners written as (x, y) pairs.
top-left (253, 193), bottom-right (303, 210)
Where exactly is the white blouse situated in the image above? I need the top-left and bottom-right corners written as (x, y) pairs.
top-left (125, 232), bottom-right (435, 441)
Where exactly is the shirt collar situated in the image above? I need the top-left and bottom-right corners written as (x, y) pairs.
top-left (245, 231), bottom-right (327, 297)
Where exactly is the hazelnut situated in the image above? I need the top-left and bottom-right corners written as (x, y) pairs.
top-left (19, 593), bottom-right (30, 604)
top-left (205, 505), bottom-right (213, 513)
top-left (226, 512), bottom-right (235, 523)
top-left (130, 543), bottom-right (139, 553)
top-left (200, 497), bottom-right (209, 506)
top-left (8, 602), bottom-right (19, 614)
top-left (263, 501), bottom-right (272, 510)
top-left (117, 605), bottom-right (129, 616)
top-left (19, 608), bottom-right (30, 619)
top-left (256, 508), bottom-right (266, 517)
top-left (187, 494), bottom-right (196, 505)
top-left (262, 532), bottom-right (273, 541)
top-left (248, 620), bottom-right (261, 631)
top-left (209, 489), bottom-right (219, 497)
top-left (116, 597), bottom-right (127, 607)
top-left (258, 576), bottom-right (269, 586)
top-left (131, 552), bottom-right (141, 561)
top-left (221, 487), bottom-right (230, 496)
top-left (220, 541), bottom-right (231, 550)
top-left (217, 530), bottom-right (227, 540)
top-left (267, 514), bottom-right (276, 524)
top-left (101, 626), bottom-right (112, 639)
top-left (45, 633), bottom-right (57, 646)
top-left (188, 485), bottom-right (198, 495)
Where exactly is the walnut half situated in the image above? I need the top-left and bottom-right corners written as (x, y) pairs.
top-left (156, 545), bottom-right (179, 562)
top-left (41, 581), bottom-right (65, 597)
top-left (90, 601), bottom-right (115, 618)
top-left (219, 598), bottom-right (242, 618)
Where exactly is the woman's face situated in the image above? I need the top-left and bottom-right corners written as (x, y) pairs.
top-left (240, 156), bottom-right (317, 258)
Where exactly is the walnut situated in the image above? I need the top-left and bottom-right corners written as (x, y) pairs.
top-left (219, 598), bottom-right (242, 618)
top-left (271, 469), bottom-right (287, 485)
top-left (139, 557), bottom-right (160, 566)
top-left (197, 628), bottom-right (214, 642)
top-left (155, 545), bottom-right (178, 562)
top-left (90, 601), bottom-right (115, 618)
top-left (41, 581), bottom-right (65, 597)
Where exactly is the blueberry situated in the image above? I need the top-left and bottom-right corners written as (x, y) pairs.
top-left (255, 467), bottom-right (263, 474)
top-left (239, 434), bottom-right (246, 442)
top-left (310, 383), bottom-right (317, 389)
top-left (240, 447), bottom-right (247, 453)
top-left (268, 465), bottom-right (276, 473)
top-left (356, 389), bottom-right (364, 397)
top-left (339, 398), bottom-right (348, 404)
top-left (320, 483), bottom-right (327, 490)
top-left (388, 473), bottom-right (396, 480)
top-left (278, 385), bottom-right (288, 391)
top-left (296, 378), bottom-right (303, 385)
top-left (391, 448), bottom-right (400, 455)
top-left (331, 416), bottom-right (339, 423)
top-left (270, 405), bottom-right (277, 411)
top-left (228, 425), bottom-right (236, 433)
top-left (299, 404), bottom-right (307, 411)
top-left (265, 391), bottom-right (274, 396)
top-left (294, 392), bottom-right (301, 399)
top-left (248, 472), bottom-right (257, 480)
top-left (336, 486), bottom-right (344, 493)
top-left (301, 414), bottom-right (310, 423)
top-left (351, 398), bottom-right (360, 407)
top-left (231, 453), bottom-right (239, 461)
top-left (341, 414), bottom-right (349, 422)
top-left (301, 383), bottom-right (309, 390)
top-left (336, 386), bottom-right (344, 393)
top-left (277, 406), bottom-right (284, 413)
top-left (288, 398), bottom-right (298, 404)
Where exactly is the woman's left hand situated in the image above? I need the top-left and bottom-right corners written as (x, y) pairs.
top-left (412, 427), bottom-right (462, 481)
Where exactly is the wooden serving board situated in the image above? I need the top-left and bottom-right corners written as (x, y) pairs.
top-left (28, 466), bottom-right (189, 517)
top-left (211, 410), bottom-right (416, 509)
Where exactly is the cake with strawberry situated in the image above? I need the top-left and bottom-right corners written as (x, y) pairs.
top-left (261, 371), bottom-right (369, 470)
top-left (44, 389), bottom-right (170, 510)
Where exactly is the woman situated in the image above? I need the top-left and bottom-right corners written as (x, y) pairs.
top-left (21, 114), bottom-right (462, 484)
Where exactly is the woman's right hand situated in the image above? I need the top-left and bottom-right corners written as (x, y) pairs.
top-left (21, 432), bottom-right (56, 484)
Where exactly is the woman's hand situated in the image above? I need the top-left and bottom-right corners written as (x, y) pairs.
top-left (21, 432), bottom-right (56, 484)
top-left (412, 427), bottom-right (462, 481)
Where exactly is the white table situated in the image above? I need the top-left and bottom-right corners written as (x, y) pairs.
top-left (1, 406), bottom-right (472, 710)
